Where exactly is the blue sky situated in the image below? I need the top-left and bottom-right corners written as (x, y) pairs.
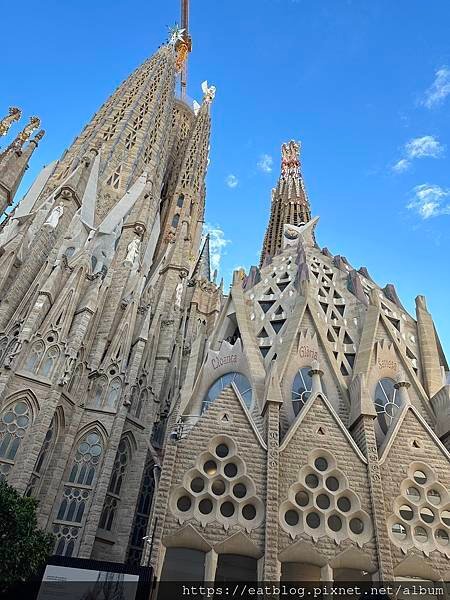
top-left (3, 0), bottom-right (450, 357)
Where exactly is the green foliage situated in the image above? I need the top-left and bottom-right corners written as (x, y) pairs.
top-left (0, 479), bottom-right (54, 591)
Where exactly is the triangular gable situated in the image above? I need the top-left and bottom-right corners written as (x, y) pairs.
top-left (379, 403), bottom-right (450, 464)
top-left (280, 391), bottom-right (367, 464)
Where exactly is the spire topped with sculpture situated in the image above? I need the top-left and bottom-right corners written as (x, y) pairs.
top-left (0, 108), bottom-right (44, 214)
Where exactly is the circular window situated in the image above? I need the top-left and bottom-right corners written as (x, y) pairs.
top-left (349, 518), bottom-right (364, 534)
top-left (399, 505), bottom-right (413, 521)
top-left (15, 402), bottom-right (28, 415)
top-left (285, 510), bottom-right (299, 526)
top-left (305, 474), bottom-right (319, 489)
top-left (190, 478), bottom-right (205, 493)
top-left (413, 470), bottom-right (427, 485)
top-left (392, 523), bottom-right (407, 540)
top-left (292, 367), bottom-right (313, 415)
top-left (224, 463), bottom-right (238, 478)
top-left (436, 529), bottom-right (449, 546)
top-left (406, 487), bottom-right (421, 502)
top-left (216, 444), bottom-right (229, 458)
top-left (199, 499), bottom-right (213, 514)
top-left (337, 497), bottom-right (351, 512)
top-left (211, 480), bottom-right (226, 496)
top-left (316, 494), bottom-right (330, 510)
top-left (295, 491), bottom-right (309, 507)
top-left (233, 483), bottom-right (247, 499)
top-left (414, 526), bottom-right (428, 543)
top-left (328, 515), bottom-right (342, 532)
top-left (306, 512), bottom-right (321, 529)
top-left (314, 457), bottom-right (328, 472)
top-left (441, 510), bottom-right (450, 526)
top-left (177, 496), bottom-right (192, 512)
top-left (427, 489), bottom-right (441, 506)
top-left (204, 460), bottom-right (217, 476)
top-left (220, 502), bottom-right (235, 517)
top-left (420, 507), bottom-right (434, 524)
top-left (326, 476), bottom-right (339, 492)
top-left (242, 504), bottom-right (256, 521)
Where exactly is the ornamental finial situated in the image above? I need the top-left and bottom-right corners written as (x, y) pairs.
top-left (201, 80), bottom-right (216, 104)
top-left (0, 107), bottom-right (22, 137)
top-left (281, 140), bottom-right (300, 176)
top-left (12, 116), bottom-right (40, 151)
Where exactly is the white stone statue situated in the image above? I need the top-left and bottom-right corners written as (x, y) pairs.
top-left (175, 281), bottom-right (183, 308)
top-left (44, 204), bottom-right (64, 229)
top-left (124, 238), bottom-right (141, 267)
top-left (201, 80), bottom-right (216, 104)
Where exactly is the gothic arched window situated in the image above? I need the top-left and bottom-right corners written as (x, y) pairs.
top-left (291, 367), bottom-right (313, 416)
top-left (373, 378), bottom-right (402, 434)
top-left (26, 414), bottom-right (59, 497)
top-left (39, 346), bottom-right (60, 378)
top-left (171, 213), bottom-right (180, 228)
top-left (202, 372), bottom-right (252, 413)
top-left (0, 399), bottom-right (32, 480)
top-left (99, 437), bottom-right (131, 531)
top-left (105, 379), bottom-right (122, 409)
top-left (54, 430), bottom-right (103, 546)
top-left (91, 377), bottom-right (107, 408)
top-left (134, 389), bottom-right (147, 419)
top-left (25, 341), bottom-right (45, 373)
top-left (177, 194), bottom-right (184, 208)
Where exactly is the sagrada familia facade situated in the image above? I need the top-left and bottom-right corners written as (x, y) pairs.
top-left (0, 21), bottom-right (449, 586)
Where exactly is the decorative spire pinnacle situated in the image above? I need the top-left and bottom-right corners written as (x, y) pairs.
top-left (12, 116), bottom-right (41, 151)
top-left (260, 139), bottom-right (311, 265)
top-left (281, 140), bottom-right (300, 177)
top-left (0, 107), bottom-right (21, 137)
top-left (201, 80), bottom-right (216, 104)
top-left (192, 233), bottom-right (211, 281)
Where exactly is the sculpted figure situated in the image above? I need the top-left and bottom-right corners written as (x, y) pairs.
top-left (44, 204), bottom-right (64, 229)
top-left (124, 238), bottom-right (141, 267)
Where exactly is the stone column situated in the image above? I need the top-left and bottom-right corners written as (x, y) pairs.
top-left (263, 400), bottom-right (281, 581)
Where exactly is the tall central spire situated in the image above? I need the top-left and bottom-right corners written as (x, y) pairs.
top-left (260, 140), bottom-right (311, 265)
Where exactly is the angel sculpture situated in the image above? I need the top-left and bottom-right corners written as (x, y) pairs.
top-left (201, 80), bottom-right (216, 104)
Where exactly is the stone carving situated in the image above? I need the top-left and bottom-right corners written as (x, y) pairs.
top-left (201, 80), bottom-right (216, 104)
top-left (281, 140), bottom-right (300, 175)
top-left (124, 238), bottom-right (141, 268)
top-left (0, 107), bottom-right (21, 136)
top-left (175, 281), bottom-right (183, 308)
top-left (43, 205), bottom-right (64, 229)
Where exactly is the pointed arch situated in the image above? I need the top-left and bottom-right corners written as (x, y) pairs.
top-left (0, 391), bottom-right (37, 480)
top-left (99, 432), bottom-right (135, 532)
top-left (25, 406), bottom-right (64, 497)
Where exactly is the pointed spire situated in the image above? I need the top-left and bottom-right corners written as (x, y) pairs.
top-left (260, 140), bottom-right (311, 265)
top-left (0, 128), bottom-right (44, 213)
top-left (191, 233), bottom-right (211, 281)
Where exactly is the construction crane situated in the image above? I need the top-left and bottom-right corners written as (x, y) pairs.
top-left (179, 0), bottom-right (192, 99)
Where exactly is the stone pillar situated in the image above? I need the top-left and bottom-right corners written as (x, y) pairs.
top-left (263, 400), bottom-right (281, 581)
top-left (205, 549), bottom-right (218, 581)
top-left (353, 417), bottom-right (395, 581)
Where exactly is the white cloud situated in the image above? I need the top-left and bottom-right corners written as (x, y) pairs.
top-left (405, 135), bottom-right (444, 159)
top-left (422, 66), bottom-right (450, 108)
top-left (225, 174), bottom-right (238, 188)
top-left (407, 184), bottom-right (450, 219)
top-left (203, 223), bottom-right (231, 272)
top-left (392, 135), bottom-right (444, 174)
top-left (392, 159), bottom-right (410, 173)
top-left (257, 153), bottom-right (273, 173)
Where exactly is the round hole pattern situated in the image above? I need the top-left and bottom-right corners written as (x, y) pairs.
top-left (171, 435), bottom-right (264, 531)
top-left (388, 462), bottom-right (450, 555)
top-left (280, 449), bottom-right (372, 544)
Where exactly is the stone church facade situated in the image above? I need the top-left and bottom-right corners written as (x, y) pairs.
top-left (0, 31), bottom-right (450, 584)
